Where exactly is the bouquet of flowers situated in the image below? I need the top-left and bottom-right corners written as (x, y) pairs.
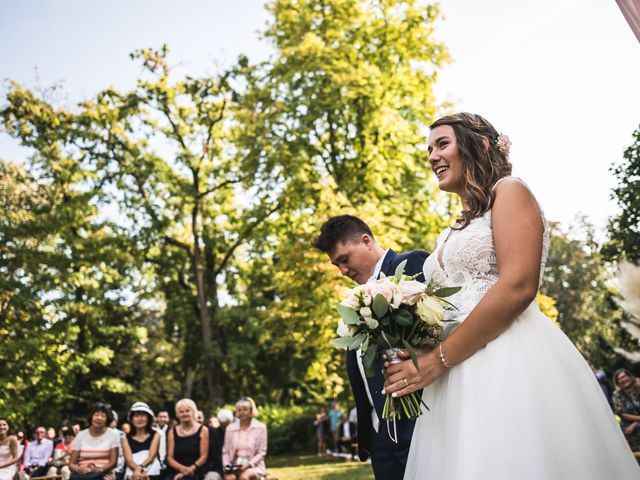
top-left (331, 260), bottom-right (460, 422)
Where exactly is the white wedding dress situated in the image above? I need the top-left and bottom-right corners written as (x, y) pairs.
top-left (405, 178), bottom-right (640, 479)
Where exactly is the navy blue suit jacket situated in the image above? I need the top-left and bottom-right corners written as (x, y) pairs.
top-left (345, 249), bottom-right (429, 462)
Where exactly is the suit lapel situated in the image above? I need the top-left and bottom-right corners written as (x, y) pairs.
top-left (379, 249), bottom-right (397, 277)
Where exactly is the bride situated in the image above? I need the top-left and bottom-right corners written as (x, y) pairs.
top-left (383, 112), bottom-right (640, 479)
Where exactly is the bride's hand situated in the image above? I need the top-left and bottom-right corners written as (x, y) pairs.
top-left (383, 348), bottom-right (446, 397)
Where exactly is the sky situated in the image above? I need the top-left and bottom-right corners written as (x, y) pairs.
top-left (1, 0), bottom-right (638, 233)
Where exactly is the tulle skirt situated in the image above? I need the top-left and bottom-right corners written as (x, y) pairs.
top-left (404, 303), bottom-right (640, 479)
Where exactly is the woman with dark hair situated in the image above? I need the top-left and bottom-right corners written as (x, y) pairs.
top-left (47, 426), bottom-right (76, 480)
top-left (613, 369), bottom-right (640, 452)
top-left (14, 430), bottom-right (26, 471)
top-left (122, 402), bottom-right (161, 480)
top-left (69, 403), bottom-right (120, 480)
top-left (383, 113), bottom-right (640, 478)
top-left (0, 418), bottom-right (19, 480)
top-left (313, 407), bottom-right (328, 457)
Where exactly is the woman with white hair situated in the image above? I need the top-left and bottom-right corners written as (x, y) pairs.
top-left (222, 398), bottom-right (267, 480)
top-left (165, 399), bottom-right (209, 480)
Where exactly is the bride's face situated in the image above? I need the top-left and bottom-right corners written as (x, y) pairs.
top-left (428, 125), bottom-right (465, 196)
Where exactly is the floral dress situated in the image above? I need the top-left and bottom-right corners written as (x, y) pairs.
top-left (613, 387), bottom-right (640, 452)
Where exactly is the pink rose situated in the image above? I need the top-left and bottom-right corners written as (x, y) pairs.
top-left (398, 280), bottom-right (427, 305)
top-left (363, 278), bottom-right (395, 304)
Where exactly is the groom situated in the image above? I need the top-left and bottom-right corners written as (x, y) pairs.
top-left (314, 215), bottom-right (428, 480)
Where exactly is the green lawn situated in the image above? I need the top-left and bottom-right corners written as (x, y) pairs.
top-left (267, 454), bottom-right (374, 480)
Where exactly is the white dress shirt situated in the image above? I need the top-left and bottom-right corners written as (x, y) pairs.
top-left (343, 421), bottom-right (351, 439)
top-left (23, 438), bottom-right (53, 467)
top-left (156, 424), bottom-right (168, 466)
top-left (355, 249), bottom-right (389, 433)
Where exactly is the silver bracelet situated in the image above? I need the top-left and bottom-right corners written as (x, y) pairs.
top-left (438, 342), bottom-right (453, 368)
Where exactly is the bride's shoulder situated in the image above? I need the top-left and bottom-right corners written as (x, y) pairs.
top-left (492, 176), bottom-right (536, 202)
top-left (492, 176), bottom-right (544, 224)
top-left (493, 175), bottom-right (525, 190)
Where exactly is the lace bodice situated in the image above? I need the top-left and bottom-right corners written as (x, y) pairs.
top-left (423, 178), bottom-right (549, 323)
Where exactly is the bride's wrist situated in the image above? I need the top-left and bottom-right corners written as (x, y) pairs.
top-left (438, 342), bottom-right (454, 368)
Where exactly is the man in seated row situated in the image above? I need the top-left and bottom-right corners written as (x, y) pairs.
top-left (23, 427), bottom-right (53, 478)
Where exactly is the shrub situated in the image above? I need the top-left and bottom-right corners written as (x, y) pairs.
top-left (259, 404), bottom-right (317, 455)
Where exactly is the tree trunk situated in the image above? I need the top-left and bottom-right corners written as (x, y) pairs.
top-left (183, 367), bottom-right (197, 398)
top-left (192, 249), bottom-right (224, 408)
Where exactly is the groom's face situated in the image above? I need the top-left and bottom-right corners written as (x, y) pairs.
top-left (328, 235), bottom-right (378, 285)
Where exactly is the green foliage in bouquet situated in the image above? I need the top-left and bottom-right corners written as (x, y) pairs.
top-left (331, 261), bottom-right (460, 420)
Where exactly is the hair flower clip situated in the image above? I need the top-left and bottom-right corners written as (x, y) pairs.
top-left (496, 134), bottom-right (511, 157)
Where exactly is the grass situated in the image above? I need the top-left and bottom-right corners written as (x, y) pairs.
top-left (267, 453), bottom-right (374, 480)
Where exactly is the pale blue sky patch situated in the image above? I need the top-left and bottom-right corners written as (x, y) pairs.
top-left (1, 0), bottom-right (638, 235)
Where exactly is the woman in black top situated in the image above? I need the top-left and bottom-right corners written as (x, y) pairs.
top-left (122, 402), bottom-right (161, 480)
top-left (166, 399), bottom-right (209, 480)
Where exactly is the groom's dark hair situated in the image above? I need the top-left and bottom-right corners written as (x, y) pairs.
top-left (314, 215), bottom-right (375, 253)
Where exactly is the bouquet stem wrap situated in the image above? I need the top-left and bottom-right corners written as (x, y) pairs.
top-left (382, 348), bottom-right (428, 443)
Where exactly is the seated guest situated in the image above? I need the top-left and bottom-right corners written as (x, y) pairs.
top-left (46, 429), bottom-right (57, 445)
top-left (46, 427), bottom-right (75, 480)
top-left (23, 426), bottom-right (53, 478)
top-left (15, 431), bottom-right (27, 471)
top-left (206, 417), bottom-right (219, 430)
top-left (612, 369), bottom-right (640, 452)
top-left (209, 410), bottom-right (233, 459)
top-left (203, 419), bottom-right (223, 480)
top-left (215, 411), bottom-right (233, 446)
top-left (69, 402), bottom-right (120, 480)
top-left (0, 418), bottom-right (20, 480)
top-left (110, 413), bottom-right (126, 480)
top-left (222, 398), bottom-right (266, 480)
top-left (336, 413), bottom-right (357, 457)
top-left (122, 402), bottom-right (161, 480)
top-left (154, 410), bottom-right (170, 476)
top-left (165, 399), bottom-right (208, 480)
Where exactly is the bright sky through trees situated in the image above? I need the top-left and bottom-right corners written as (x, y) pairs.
top-left (1, 0), bottom-right (638, 231)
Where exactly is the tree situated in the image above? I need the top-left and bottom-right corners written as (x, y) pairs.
top-left (224, 0), bottom-right (451, 402)
top-left (1, 0), bottom-right (451, 414)
top-left (604, 124), bottom-right (640, 262)
top-left (612, 261), bottom-right (640, 362)
top-left (541, 218), bottom-right (633, 370)
top-left (0, 95), bottom-right (179, 424)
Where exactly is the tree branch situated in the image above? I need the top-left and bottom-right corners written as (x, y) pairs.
top-left (196, 174), bottom-right (248, 199)
top-left (213, 201), bottom-right (281, 277)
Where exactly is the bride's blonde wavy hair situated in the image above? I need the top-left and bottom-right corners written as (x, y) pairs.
top-left (430, 112), bottom-right (512, 230)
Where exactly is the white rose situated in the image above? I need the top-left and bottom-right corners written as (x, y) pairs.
top-left (416, 296), bottom-right (445, 326)
top-left (360, 306), bottom-right (372, 318)
top-left (390, 285), bottom-right (404, 309)
top-left (365, 318), bottom-right (379, 329)
top-left (336, 319), bottom-right (351, 337)
top-left (362, 295), bottom-right (372, 306)
top-left (340, 295), bottom-right (359, 310)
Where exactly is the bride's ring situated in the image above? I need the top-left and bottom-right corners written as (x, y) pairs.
top-left (402, 378), bottom-right (408, 387)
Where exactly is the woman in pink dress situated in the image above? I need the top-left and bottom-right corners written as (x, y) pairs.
top-left (222, 398), bottom-right (267, 480)
top-left (0, 418), bottom-right (19, 480)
